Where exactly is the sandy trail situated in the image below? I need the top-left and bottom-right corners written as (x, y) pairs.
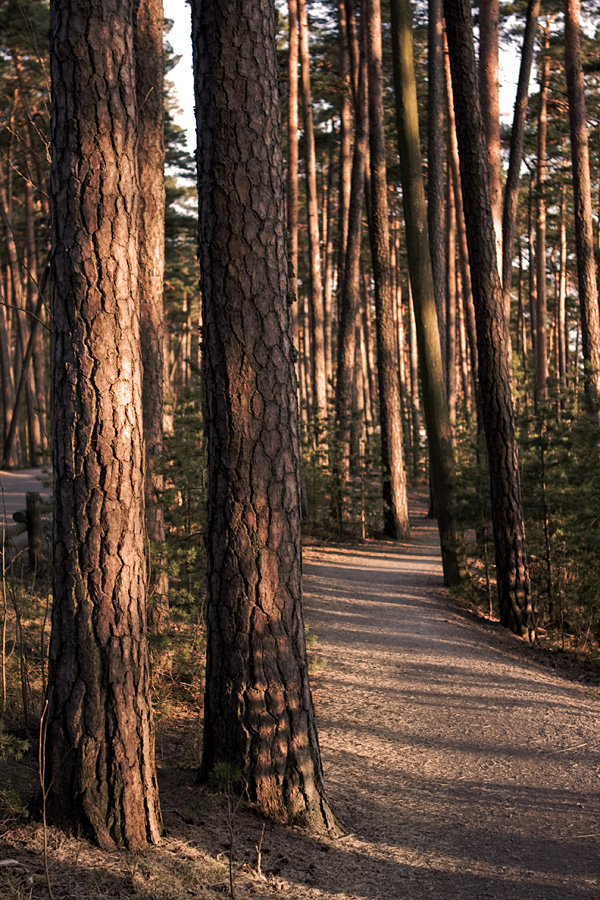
top-left (291, 498), bottom-right (600, 899)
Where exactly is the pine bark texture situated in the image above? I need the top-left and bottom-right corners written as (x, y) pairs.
top-left (390, 0), bottom-right (467, 585)
top-left (40, 0), bottom-right (162, 848)
top-left (135, 0), bottom-right (168, 627)
top-left (191, 0), bottom-right (339, 834)
top-left (366, 0), bottom-right (410, 541)
top-left (564, 0), bottom-right (600, 399)
top-left (444, 0), bottom-right (535, 637)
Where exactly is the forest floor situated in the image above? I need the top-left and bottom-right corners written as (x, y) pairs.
top-left (1, 493), bottom-right (600, 899)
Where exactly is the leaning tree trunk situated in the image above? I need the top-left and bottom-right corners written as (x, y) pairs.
top-left (390, 0), bottom-right (467, 585)
top-left (366, 0), bottom-right (410, 540)
top-left (444, 0), bottom-right (535, 638)
top-left (37, 0), bottom-right (162, 848)
top-left (564, 0), bottom-right (600, 401)
top-left (135, 0), bottom-right (169, 630)
top-left (191, 0), bottom-right (340, 834)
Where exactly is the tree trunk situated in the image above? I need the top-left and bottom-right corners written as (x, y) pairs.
top-left (366, 0), bottom-right (410, 540)
top-left (444, 0), bottom-right (535, 637)
top-left (501, 0), bottom-right (541, 315)
top-left (558, 182), bottom-right (568, 396)
top-left (564, 0), bottom-right (600, 399)
top-left (288, 0), bottom-right (299, 345)
top-left (135, 0), bottom-right (168, 630)
top-left (390, 0), bottom-right (468, 584)
top-left (298, 0), bottom-right (328, 424)
top-left (427, 0), bottom-right (446, 365)
top-left (191, 0), bottom-right (340, 834)
top-left (332, 15), bottom-right (368, 528)
top-left (38, 0), bottom-right (162, 848)
top-left (535, 31), bottom-right (550, 404)
top-left (478, 0), bottom-right (502, 271)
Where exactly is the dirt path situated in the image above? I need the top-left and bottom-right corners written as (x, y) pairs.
top-left (294, 499), bottom-right (600, 899)
top-left (3, 494), bottom-right (599, 899)
top-left (157, 494), bottom-right (600, 899)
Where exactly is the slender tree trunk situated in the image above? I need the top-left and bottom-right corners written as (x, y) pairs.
top-left (135, 0), bottom-right (168, 630)
top-left (192, 0), bottom-right (340, 834)
top-left (337, 0), bottom-right (353, 282)
top-left (367, 0), bottom-right (410, 540)
top-left (390, 0), bottom-right (468, 584)
top-left (535, 30), bottom-right (550, 404)
top-left (427, 0), bottom-right (446, 364)
top-left (502, 0), bottom-right (541, 315)
top-left (446, 170), bottom-right (457, 428)
top-left (38, 0), bottom-right (162, 848)
top-left (332, 29), bottom-right (368, 527)
top-left (564, 0), bottom-right (600, 399)
top-left (479, 0), bottom-right (502, 272)
top-left (444, 0), bottom-right (535, 637)
top-left (298, 0), bottom-right (328, 423)
top-left (288, 0), bottom-right (299, 345)
top-left (558, 183), bottom-right (568, 396)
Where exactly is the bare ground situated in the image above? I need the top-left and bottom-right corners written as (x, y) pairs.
top-left (2, 493), bottom-right (599, 899)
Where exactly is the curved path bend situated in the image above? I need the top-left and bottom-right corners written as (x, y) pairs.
top-left (293, 496), bottom-right (600, 899)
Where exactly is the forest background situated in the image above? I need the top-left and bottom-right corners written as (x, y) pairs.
top-left (2, 0), bottom-right (600, 831)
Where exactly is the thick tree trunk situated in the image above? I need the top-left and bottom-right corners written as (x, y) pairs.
top-left (192, 0), bottom-right (340, 834)
top-left (135, 0), bottom-right (168, 630)
top-left (390, 0), bottom-right (468, 584)
top-left (564, 0), bottom-right (600, 399)
top-left (444, 0), bottom-right (535, 638)
top-left (38, 0), bottom-right (162, 848)
top-left (366, 0), bottom-right (410, 540)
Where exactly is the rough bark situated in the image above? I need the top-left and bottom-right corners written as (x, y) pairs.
top-left (564, 0), bottom-right (600, 399)
top-left (366, 0), bottom-right (410, 540)
top-left (191, 0), bottom-right (340, 834)
top-left (135, 0), bottom-right (168, 629)
top-left (444, 0), bottom-right (535, 637)
top-left (390, 0), bottom-right (468, 584)
top-left (38, 0), bottom-right (162, 848)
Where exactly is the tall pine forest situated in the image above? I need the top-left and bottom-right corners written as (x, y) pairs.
top-left (2, 0), bottom-right (600, 853)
